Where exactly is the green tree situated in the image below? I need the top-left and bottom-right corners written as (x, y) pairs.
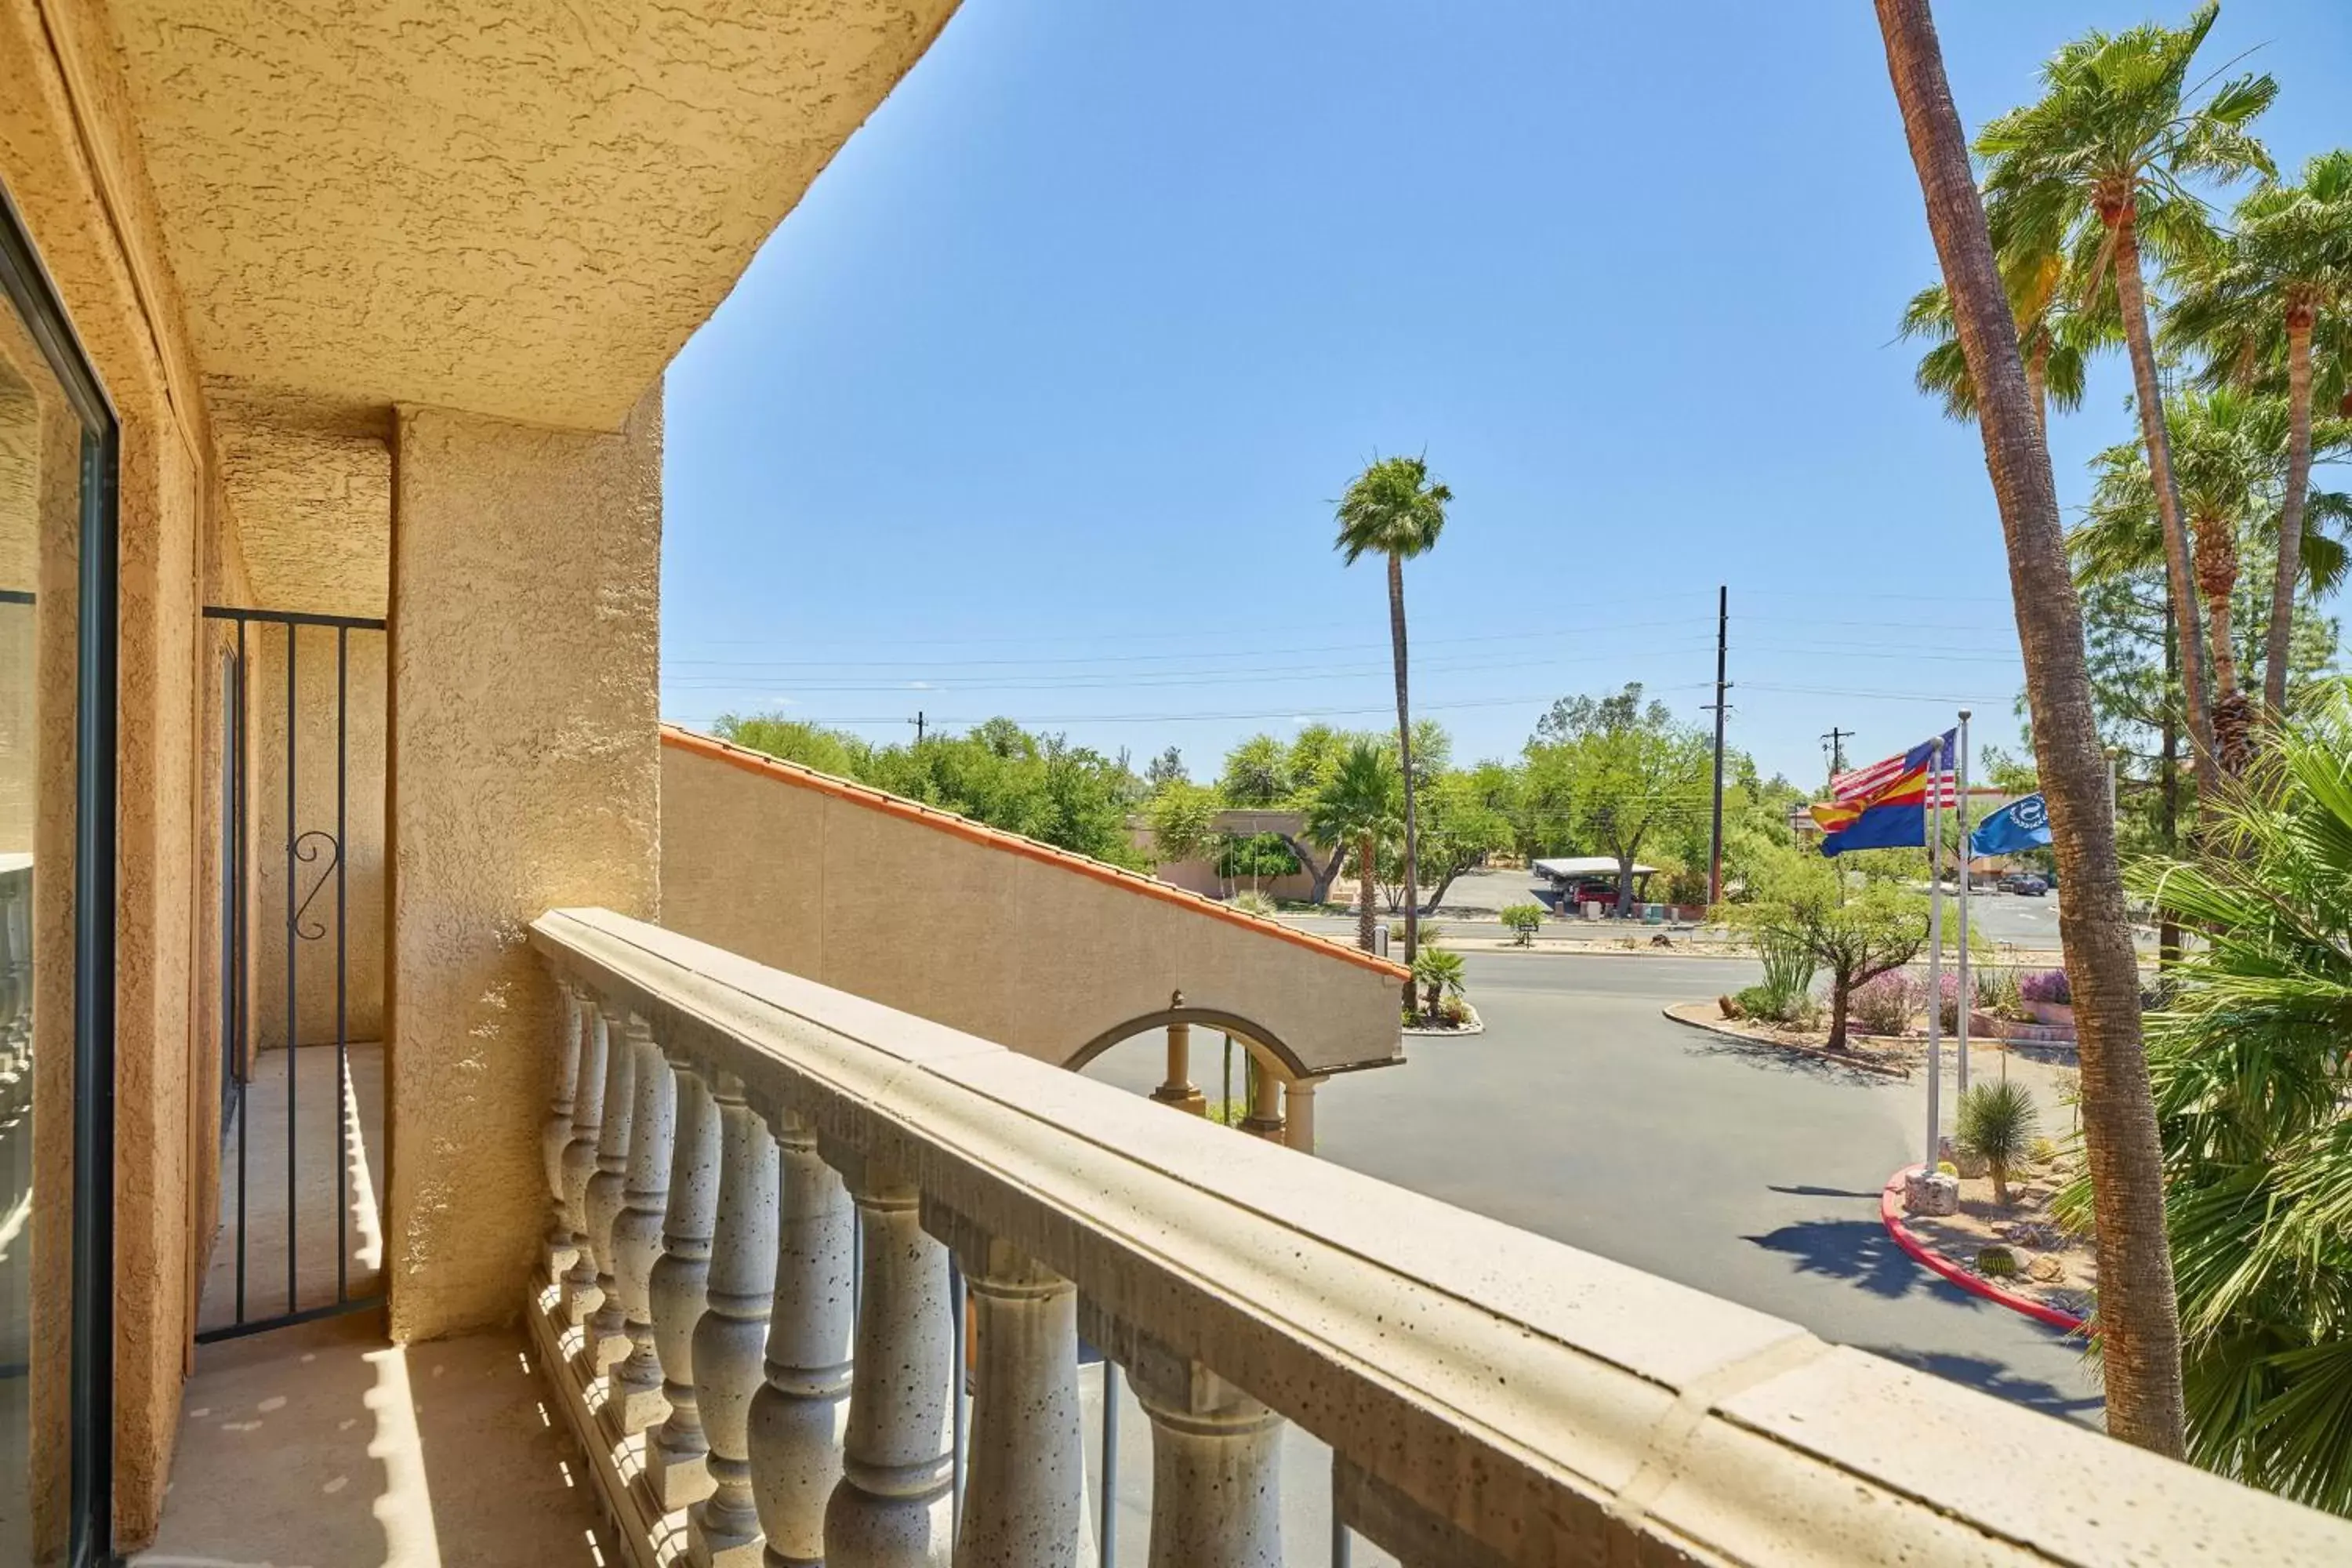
top-left (1976, 0), bottom-right (2277, 797)
top-left (1729, 862), bottom-right (1928, 1053)
top-left (1218, 734), bottom-right (1292, 805)
top-left (1875, 0), bottom-right (2188, 1454)
top-left (1413, 771), bottom-right (1515, 909)
top-left (1523, 684), bottom-right (1711, 916)
top-left (711, 713), bottom-right (866, 777)
top-left (2114, 684), bottom-right (2352, 1510)
top-left (1142, 780), bottom-right (1221, 867)
top-left (1303, 740), bottom-right (1400, 953)
top-left (2167, 150), bottom-right (2352, 721)
top-left (1336, 453), bottom-right (1451, 985)
top-left (1144, 746), bottom-right (1188, 790)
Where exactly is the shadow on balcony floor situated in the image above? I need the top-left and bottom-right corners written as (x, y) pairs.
top-left (138, 1042), bottom-right (615, 1566)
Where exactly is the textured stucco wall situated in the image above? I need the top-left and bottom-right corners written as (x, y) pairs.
top-left (387, 394), bottom-right (661, 1343)
top-left (218, 416), bottom-right (390, 619)
top-left (109, 0), bottom-right (960, 430)
top-left (659, 738), bottom-right (1403, 1078)
top-left (3, 0), bottom-right (225, 1545)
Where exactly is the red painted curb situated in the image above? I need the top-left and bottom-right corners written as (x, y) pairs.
top-left (1879, 1167), bottom-right (2089, 1335)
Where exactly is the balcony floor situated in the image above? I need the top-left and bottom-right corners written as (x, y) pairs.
top-left (138, 1043), bottom-right (615, 1566)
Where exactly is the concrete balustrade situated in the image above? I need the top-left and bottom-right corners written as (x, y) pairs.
top-left (543, 981), bottom-right (584, 1284)
top-left (525, 908), bottom-right (2352, 1568)
top-left (612, 1016), bottom-right (677, 1432)
top-left (690, 1074), bottom-right (779, 1567)
top-left (648, 1051), bottom-right (722, 1510)
top-left (746, 1107), bottom-right (855, 1566)
top-left (585, 1004), bottom-right (639, 1373)
top-left (557, 1003), bottom-right (609, 1326)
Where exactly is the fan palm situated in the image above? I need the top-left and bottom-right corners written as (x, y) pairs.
top-left (1335, 454), bottom-right (1451, 993)
top-left (2118, 681), bottom-right (2352, 1512)
top-left (1898, 246), bottom-right (2114, 441)
top-left (1410, 945), bottom-right (1467, 1023)
top-left (1304, 740), bottom-right (1400, 954)
top-left (1976, 1), bottom-right (2277, 797)
top-left (2167, 150), bottom-right (2352, 722)
top-left (1873, 0), bottom-right (2187, 1459)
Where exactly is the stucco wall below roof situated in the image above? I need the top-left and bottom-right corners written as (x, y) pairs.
top-left (659, 730), bottom-right (1406, 1078)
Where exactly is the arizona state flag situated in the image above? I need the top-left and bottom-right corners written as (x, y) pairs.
top-left (1810, 729), bottom-right (1956, 856)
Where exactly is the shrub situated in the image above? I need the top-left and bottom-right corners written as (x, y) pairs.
top-left (2019, 968), bottom-right (2072, 1006)
top-left (1390, 919), bottom-right (1446, 946)
top-left (1849, 972), bottom-right (1915, 1036)
top-left (1499, 902), bottom-right (1546, 945)
top-left (1216, 833), bottom-right (1301, 879)
top-left (1956, 1080), bottom-right (2041, 1204)
top-left (1758, 929), bottom-right (1817, 1017)
top-left (1230, 890), bottom-right (1276, 917)
top-left (1410, 946), bottom-right (1467, 1022)
top-left (1733, 984), bottom-right (1785, 1023)
top-left (1936, 971), bottom-right (1962, 1032)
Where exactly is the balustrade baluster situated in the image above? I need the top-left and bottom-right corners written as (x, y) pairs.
top-left (690, 1074), bottom-right (780, 1567)
top-left (543, 981), bottom-right (584, 1285)
top-left (746, 1108), bottom-right (855, 1566)
top-left (1135, 1363), bottom-right (1282, 1568)
top-left (648, 1052), bottom-right (722, 1511)
top-left (611, 1015), bottom-right (676, 1432)
top-left (824, 1165), bottom-right (953, 1567)
top-left (584, 1004), bottom-right (639, 1373)
top-left (952, 1238), bottom-right (1083, 1568)
top-left (559, 1000), bottom-right (612, 1326)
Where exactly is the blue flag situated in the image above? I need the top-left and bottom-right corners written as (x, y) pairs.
top-left (1970, 792), bottom-right (2051, 857)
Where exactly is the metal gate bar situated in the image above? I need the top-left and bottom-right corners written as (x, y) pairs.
top-left (199, 605), bottom-right (385, 1343)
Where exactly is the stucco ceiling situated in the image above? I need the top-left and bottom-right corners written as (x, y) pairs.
top-left (111, 0), bottom-right (957, 431)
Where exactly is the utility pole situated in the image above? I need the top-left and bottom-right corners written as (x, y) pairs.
top-left (909, 710), bottom-right (926, 745)
top-left (1820, 725), bottom-right (1854, 788)
top-left (1704, 585), bottom-right (1730, 906)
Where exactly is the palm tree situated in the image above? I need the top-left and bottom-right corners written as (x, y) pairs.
top-left (1975, 1), bottom-right (2276, 799)
top-left (2121, 683), bottom-right (2352, 1512)
top-left (1335, 455), bottom-right (1450, 992)
top-left (1410, 945), bottom-right (1466, 1023)
top-left (2167, 150), bottom-right (2352, 723)
top-left (1304, 740), bottom-right (1399, 955)
top-left (1897, 247), bottom-right (2112, 442)
top-left (1872, 0), bottom-right (2188, 1459)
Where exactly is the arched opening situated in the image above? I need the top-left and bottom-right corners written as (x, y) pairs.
top-left (1070, 1006), bottom-right (1322, 1153)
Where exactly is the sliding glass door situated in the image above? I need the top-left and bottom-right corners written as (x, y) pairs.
top-left (0, 187), bottom-right (117, 1568)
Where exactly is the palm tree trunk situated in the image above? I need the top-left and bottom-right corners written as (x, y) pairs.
top-left (2025, 336), bottom-right (2049, 449)
top-left (1355, 831), bottom-right (1377, 953)
top-left (2266, 309), bottom-right (2317, 720)
top-left (2111, 212), bottom-right (2223, 798)
top-left (1872, 0), bottom-right (2187, 1460)
top-left (1388, 552), bottom-right (1419, 1003)
top-left (2192, 508), bottom-right (2248, 771)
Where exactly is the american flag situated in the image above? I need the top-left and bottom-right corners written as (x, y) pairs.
top-left (1831, 730), bottom-right (1959, 808)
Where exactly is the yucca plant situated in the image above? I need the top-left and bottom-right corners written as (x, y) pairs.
top-left (2110, 681), bottom-right (2352, 1512)
top-left (1957, 1080), bottom-right (2042, 1206)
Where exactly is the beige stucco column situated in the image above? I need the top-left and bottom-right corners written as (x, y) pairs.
top-left (1281, 1079), bottom-right (1319, 1156)
top-left (1149, 1015), bottom-right (1206, 1116)
top-left (1239, 1062), bottom-right (1286, 1144)
top-left (387, 391), bottom-right (661, 1341)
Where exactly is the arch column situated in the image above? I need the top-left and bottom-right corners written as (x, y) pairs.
top-left (1148, 999), bottom-right (1204, 1116)
top-left (1282, 1078), bottom-right (1319, 1156)
top-left (611, 1016), bottom-right (677, 1432)
top-left (648, 1053), bottom-right (723, 1510)
top-left (747, 1108), bottom-right (855, 1566)
top-left (1238, 1061), bottom-right (1286, 1144)
top-left (559, 1002), bottom-right (612, 1326)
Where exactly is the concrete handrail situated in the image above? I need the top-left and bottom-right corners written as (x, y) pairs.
top-left (530, 906), bottom-right (2349, 1566)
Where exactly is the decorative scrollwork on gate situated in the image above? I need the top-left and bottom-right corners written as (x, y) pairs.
top-left (291, 829), bottom-right (341, 942)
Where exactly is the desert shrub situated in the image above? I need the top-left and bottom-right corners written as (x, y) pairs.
top-left (1230, 890), bottom-right (1276, 917)
top-left (2019, 968), bottom-right (2072, 1006)
top-left (1733, 984), bottom-right (1784, 1022)
top-left (1956, 1079), bottom-right (2041, 1204)
top-left (1849, 972), bottom-right (1915, 1036)
top-left (1758, 928), bottom-right (1817, 1015)
top-left (1499, 902), bottom-right (1545, 945)
top-left (1936, 971), bottom-right (1962, 1032)
top-left (1390, 919), bottom-right (1446, 946)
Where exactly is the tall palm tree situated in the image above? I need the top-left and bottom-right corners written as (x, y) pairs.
top-left (1303, 740), bottom-right (1399, 955)
top-left (2167, 150), bottom-right (2352, 722)
top-left (1335, 455), bottom-right (1451, 989)
top-left (1872, 0), bottom-right (2188, 1459)
top-left (1975, 0), bottom-right (2276, 799)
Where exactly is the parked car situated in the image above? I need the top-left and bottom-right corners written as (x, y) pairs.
top-left (2002, 873), bottom-right (2049, 897)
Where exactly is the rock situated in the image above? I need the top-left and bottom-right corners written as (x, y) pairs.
top-left (1976, 1245), bottom-right (2019, 1279)
top-left (1904, 1171), bottom-right (1960, 1217)
top-left (2027, 1254), bottom-right (2066, 1284)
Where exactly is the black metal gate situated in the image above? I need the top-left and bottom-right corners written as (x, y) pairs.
top-left (201, 606), bottom-right (386, 1341)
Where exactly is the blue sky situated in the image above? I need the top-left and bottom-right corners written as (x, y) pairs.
top-left (662, 0), bottom-right (2352, 789)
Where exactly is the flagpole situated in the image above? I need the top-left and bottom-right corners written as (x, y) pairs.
top-left (1923, 731), bottom-right (1945, 1180)
top-left (1955, 710), bottom-right (1972, 1105)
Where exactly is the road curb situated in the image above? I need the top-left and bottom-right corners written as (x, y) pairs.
top-left (1878, 1166), bottom-right (2089, 1335)
top-left (1657, 1004), bottom-right (1912, 1079)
